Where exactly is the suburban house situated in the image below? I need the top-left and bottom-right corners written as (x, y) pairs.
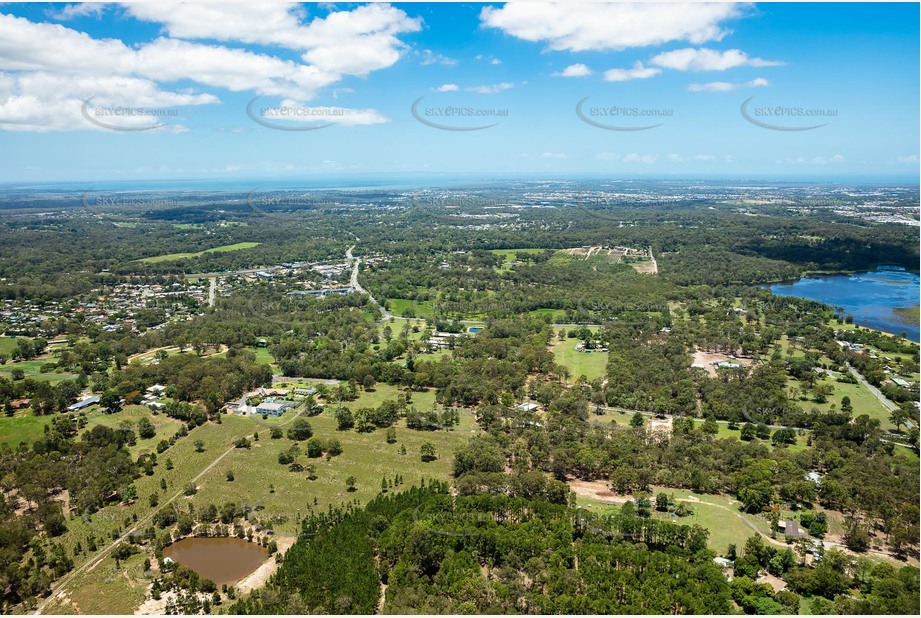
top-left (778, 520), bottom-right (805, 539)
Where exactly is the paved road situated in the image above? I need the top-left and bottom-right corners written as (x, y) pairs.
top-left (845, 362), bottom-right (913, 431)
top-left (347, 244), bottom-right (390, 320)
top-left (208, 276), bottom-right (216, 307)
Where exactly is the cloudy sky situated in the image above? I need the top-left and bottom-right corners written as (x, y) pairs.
top-left (0, 2), bottom-right (918, 182)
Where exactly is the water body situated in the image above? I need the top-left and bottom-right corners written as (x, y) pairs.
top-left (162, 537), bottom-right (268, 586)
top-left (769, 267), bottom-right (920, 342)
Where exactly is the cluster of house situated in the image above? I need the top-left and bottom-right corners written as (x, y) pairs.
top-left (427, 331), bottom-right (465, 350)
top-left (143, 384), bottom-right (167, 410)
top-left (425, 326), bottom-right (486, 351)
top-left (836, 339), bottom-right (918, 388)
top-left (311, 262), bottom-right (350, 278)
top-left (574, 340), bottom-right (608, 353)
top-left (714, 360), bottom-right (745, 369)
top-left (1, 280), bottom-right (203, 338)
top-left (223, 386), bottom-right (316, 416)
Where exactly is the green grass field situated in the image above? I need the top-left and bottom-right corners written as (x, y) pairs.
top-left (0, 356), bottom-right (77, 383)
top-left (488, 248), bottom-right (548, 261)
top-left (550, 327), bottom-right (607, 382)
top-left (662, 489), bottom-right (765, 555)
top-left (0, 336), bottom-right (17, 355)
top-left (0, 413), bottom-right (52, 448)
top-left (387, 298), bottom-right (434, 318)
top-left (788, 375), bottom-right (896, 430)
top-left (41, 414), bottom-right (256, 614)
top-left (489, 248), bottom-right (551, 272)
top-left (246, 346), bottom-right (277, 371)
top-left (191, 404), bottom-right (476, 532)
top-left (137, 242), bottom-right (261, 264)
top-left (575, 486), bottom-right (764, 554)
top-left (44, 550), bottom-right (150, 615)
top-left (528, 308), bottom-right (569, 321)
top-left (84, 405), bottom-right (186, 457)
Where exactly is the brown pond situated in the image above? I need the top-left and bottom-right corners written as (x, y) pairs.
top-left (161, 537), bottom-right (268, 586)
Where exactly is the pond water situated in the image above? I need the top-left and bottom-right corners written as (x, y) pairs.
top-left (161, 537), bottom-right (268, 586)
top-left (769, 267), bottom-right (920, 342)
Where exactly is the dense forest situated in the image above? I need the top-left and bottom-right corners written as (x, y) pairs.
top-left (232, 479), bottom-right (918, 615)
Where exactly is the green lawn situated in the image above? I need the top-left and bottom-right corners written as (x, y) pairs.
top-left (0, 336), bottom-right (17, 355)
top-left (387, 298), bottom-right (435, 318)
top-left (661, 489), bottom-right (765, 556)
top-left (341, 383), bottom-right (438, 412)
top-left (137, 242), bottom-right (261, 264)
top-left (528, 308), bottom-right (569, 321)
top-left (246, 346), bottom-right (277, 371)
top-left (1, 359), bottom-right (53, 373)
top-left (0, 358), bottom-right (77, 383)
top-left (0, 413), bottom-right (51, 448)
top-left (489, 248), bottom-right (548, 261)
top-left (550, 327), bottom-right (607, 382)
top-left (789, 376), bottom-right (896, 430)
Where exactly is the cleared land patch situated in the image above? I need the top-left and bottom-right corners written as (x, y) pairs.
top-left (550, 327), bottom-right (607, 382)
top-left (137, 242), bottom-right (261, 264)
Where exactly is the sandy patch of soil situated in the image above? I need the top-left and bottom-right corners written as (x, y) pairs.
top-left (235, 535), bottom-right (296, 596)
top-left (757, 573), bottom-right (787, 593)
top-left (569, 479), bottom-right (632, 504)
top-left (691, 349), bottom-right (752, 377)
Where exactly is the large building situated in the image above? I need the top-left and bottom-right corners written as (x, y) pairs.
top-left (67, 395), bottom-right (100, 411)
top-left (255, 400), bottom-right (298, 416)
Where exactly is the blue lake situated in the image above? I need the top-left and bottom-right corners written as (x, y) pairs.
top-left (769, 268), bottom-right (920, 342)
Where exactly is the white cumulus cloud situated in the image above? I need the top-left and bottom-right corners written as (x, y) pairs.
top-left (554, 63), bottom-right (592, 77)
top-left (466, 82), bottom-right (514, 94)
top-left (688, 77), bottom-right (769, 92)
top-left (603, 63), bottom-right (661, 82)
top-left (480, 3), bottom-right (744, 52)
top-left (651, 47), bottom-right (783, 71)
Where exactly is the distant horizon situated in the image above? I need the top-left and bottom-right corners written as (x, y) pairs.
top-left (1, 173), bottom-right (919, 190)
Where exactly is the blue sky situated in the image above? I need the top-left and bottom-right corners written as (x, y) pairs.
top-left (0, 2), bottom-right (918, 183)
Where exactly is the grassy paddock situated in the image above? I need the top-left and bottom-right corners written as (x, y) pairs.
top-left (550, 327), bottom-right (607, 382)
top-left (0, 336), bottom-right (18, 355)
top-left (191, 406), bottom-right (476, 533)
top-left (0, 413), bottom-right (51, 448)
top-left (137, 242), bottom-right (261, 264)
